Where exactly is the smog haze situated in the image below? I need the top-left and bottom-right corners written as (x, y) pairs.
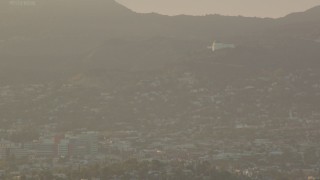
top-left (117, 0), bottom-right (320, 17)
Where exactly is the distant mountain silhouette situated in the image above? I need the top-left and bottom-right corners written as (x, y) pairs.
top-left (265, 5), bottom-right (320, 40)
top-left (281, 5), bottom-right (320, 23)
top-left (0, 0), bottom-right (273, 42)
top-left (1, 1), bottom-right (320, 130)
top-left (0, 0), bottom-right (319, 83)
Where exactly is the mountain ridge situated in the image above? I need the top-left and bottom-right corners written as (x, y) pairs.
top-left (281, 5), bottom-right (320, 22)
top-left (0, 1), bottom-right (320, 83)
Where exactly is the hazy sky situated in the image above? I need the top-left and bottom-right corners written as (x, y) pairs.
top-left (116, 0), bottom-right (320, 18)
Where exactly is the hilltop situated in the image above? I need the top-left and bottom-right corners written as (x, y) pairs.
top-left (0, 0), bottom-right (319, 83)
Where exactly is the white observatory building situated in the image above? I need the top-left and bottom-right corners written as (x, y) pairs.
top-left (210, 41), bottom-right (235, 52)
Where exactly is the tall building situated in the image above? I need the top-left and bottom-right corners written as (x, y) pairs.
top-left (0, 148), bottom-right (9, 160)
top-left (10, 147), bottom-right (32, 158)
top-left (70, 132), bottom-right (99, 156)
top-left (211, 41), bottom-right (235, 52)
top-left (0, 140), bottom-right (14, 160)
top-left (81, 132), bottom-right (98, 155)
top-left (57, 139), bottom-right (69, 157)
top-left (35, 139), bottom-right (55, 157)
top-left (53, 134), bottom-right (65, 157)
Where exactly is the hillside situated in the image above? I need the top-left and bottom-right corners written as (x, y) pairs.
top-left (0, 1), bottom-right (319, 109)
top-left (1, 2), bottom-right (320, 179)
